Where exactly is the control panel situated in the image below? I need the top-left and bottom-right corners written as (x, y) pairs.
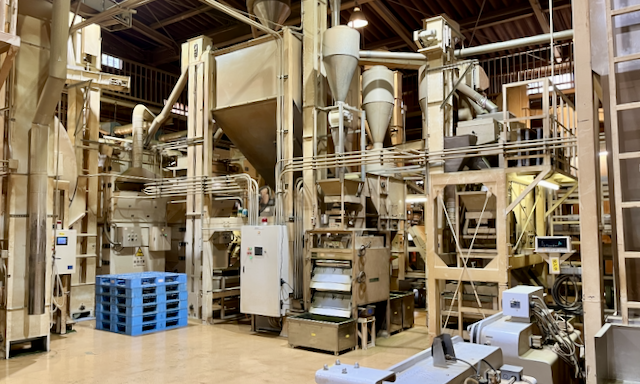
top-left (55, 230), bottom-right (78, 274)
top-left (120, 227), bottom-right (142, 247)
top-left (502, 286), bottom-right (543, 319)
top-left (149, 226), bottom-right (171, 251)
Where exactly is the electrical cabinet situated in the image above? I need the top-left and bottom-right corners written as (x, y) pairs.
top-left (240, 225), bottom-right (290, 317)
top-left (120, 227), bottom-right (142, 247)
top-left (149, 226), bottom-right (172, 251)
top-left (55, 229), bottom-right (77, 274)
top-left (502, 286), bottom-right (543, 319)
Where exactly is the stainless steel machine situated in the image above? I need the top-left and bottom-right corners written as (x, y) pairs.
top-left (288, 230), bottom-right (390, 354)
top-left (315, 335), bottom-right (537, 384)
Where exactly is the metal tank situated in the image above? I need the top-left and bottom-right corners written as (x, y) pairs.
top-left (322, 26), bottom-right (360, 103)
top-left (363, 65), bottom-right (394, 150)
top-left (247, 0), bottom-right (291, 31)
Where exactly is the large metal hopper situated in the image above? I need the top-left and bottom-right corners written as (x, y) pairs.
top-left (247, 0), bottom-right (291, 31)
top-left (212, 98), bottom-right (278, 186)
top-left (212, 30), bottom-right (302, 187)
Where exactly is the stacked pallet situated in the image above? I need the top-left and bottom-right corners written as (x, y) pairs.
top-left (95, 272), bottom-right (187, 336)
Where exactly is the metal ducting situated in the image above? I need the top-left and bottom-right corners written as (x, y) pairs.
top-left (247, 0), bottom-right (291, 31)
top-left (117, 105), bottom-right (157, 190)
top-left (322, 26), bottom-right (360, 103)
top-left (418, 65), bottom-right (427, 140)
top-left (362, 65), bottom-right (394, 150)
top-left (27, 0), bottom-right (69, 316)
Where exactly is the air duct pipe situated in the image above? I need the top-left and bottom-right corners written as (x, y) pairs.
top-left (358, 30), bottom-right (574, 63)
top-left (27, 0), bottom-right (69, 315)
top-left (132, 105), bottom-right (155, 169)
top-left (456, 81), bottom-right (499, 113)
top-left (158, 131), bottom-right (187, 143)
top-left (144, 67), bottom-right (189, 147)
top-left (330, 0), bottom-right (341, 27)
top-left (113, 124), bottom-right (134, 136)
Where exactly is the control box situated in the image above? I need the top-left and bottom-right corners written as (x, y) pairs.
top-left (54, 230), bottom-right (77, 274)
top-left (240, 225), bottom-right (290, 317)
top-left (502, 286), bottom-right (543, 319)
top-left (120, 227), bottom-right (142, 247)
top-left (535, 236), bottom-right (572, 253)
top-left (149, 226), bottom-right (172, 251)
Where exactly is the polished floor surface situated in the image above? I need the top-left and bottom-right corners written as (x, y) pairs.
top-left (2, 312), bottom-right (430, 383)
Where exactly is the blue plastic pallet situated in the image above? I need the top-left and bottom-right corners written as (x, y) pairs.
top-left (101, 303), bottom-right (160, 317)
top-left (113, 309), bottom-right (188, 327)
top-left (163, 300), bottom-right (187, 311)
top-left (96, 272), bottom-right (187, 289)
top-left (164, 291), bottom-right (188, 303)
top-left (112, 317), bottom-right (188, 336)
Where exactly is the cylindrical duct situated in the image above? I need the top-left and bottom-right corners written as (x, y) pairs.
top-left (158, 130), bottom-right (187, 143)
top-left (329, 0), bottom-right (341, 27)
top-left (28, 0), bottom-right (69, 315)
top-left (323, 26), bottom-right (360, 103)
top-left (131, 105), bottom-right (155, 169)
top-left (362, 65), bottom-right (394, 150)
top-left (418, 65), bottom-right (428, 141)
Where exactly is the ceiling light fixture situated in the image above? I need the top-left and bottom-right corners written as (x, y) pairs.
top-left (348, 6), bottom-right (368, 29)
top-left (538, 180), bottom-right (560, 191)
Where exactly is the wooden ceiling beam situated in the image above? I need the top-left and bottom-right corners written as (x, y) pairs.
top-left (149, 5), bottom-right (211, 29)
top-left (131, 19), bottom-right (176, 49)
top-left (368, 0), bottom-right (417, 50)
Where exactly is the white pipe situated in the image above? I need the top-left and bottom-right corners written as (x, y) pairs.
top-left (144, 67), bottom-right (189, 146)
top-left (330, 0), bottom-right (341, 27)
top-left (457, 81), bottom-right (499, 113)
top-left (358, 30), bottom-right (574, 63)
top-left (132, 105), bottom-right (155, 169)
top-left (27, 0), bottom-right (69, 315)
top-left (455, 30), bottom-right (573, 58)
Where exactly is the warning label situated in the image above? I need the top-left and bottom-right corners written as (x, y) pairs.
top-left (134, 247), bottom-right (146, 267)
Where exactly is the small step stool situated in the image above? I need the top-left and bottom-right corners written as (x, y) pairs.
top-left (357, 317), bottom-right (376, 350)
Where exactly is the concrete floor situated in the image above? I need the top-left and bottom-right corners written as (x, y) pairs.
top-left (1, 312), bottom-right (430, 383)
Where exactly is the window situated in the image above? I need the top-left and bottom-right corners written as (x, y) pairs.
top-left (101, 53), bottom-right (123, 70)
top-left (526, 73), bottom-right (574, 95)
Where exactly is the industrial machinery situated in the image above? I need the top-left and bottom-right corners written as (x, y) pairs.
top-left (468, 286), bottom-right (584, 383)
top-left (315, 335), bottom-right (537, 384)
top-left (240, 225), bottom-right (292, 319)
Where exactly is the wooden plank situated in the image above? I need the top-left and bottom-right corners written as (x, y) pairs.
top-left (613, 51), bottom-right (640, 63)
top-left (149, 5), bottom-right (210, 29)
top-left (611, 4), bottom-right (640, 16)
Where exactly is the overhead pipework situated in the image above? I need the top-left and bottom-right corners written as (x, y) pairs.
top-left (27, 0), bottom-right (69, 316)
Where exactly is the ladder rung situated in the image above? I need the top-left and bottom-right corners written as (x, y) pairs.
top-left (626, 301), bottom-right (640, 309)
top-left (611, 4), bottom-right (640, 16)
top-left (619, 151), bottom-right (640, 160)
top-left (620, 201), bottom-right (640, 209)
top-left (622, 251), bottom-right (640, 259)
top-left (614, 52), bottom-right (640, 63)
top-left (616, 101), bottom-right (640, 111)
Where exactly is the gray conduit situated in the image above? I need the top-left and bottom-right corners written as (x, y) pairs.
top-left (27, 0), bottom-right (70, 315)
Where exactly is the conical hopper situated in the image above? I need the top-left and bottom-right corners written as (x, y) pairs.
top-left (362, 66), bottom-right (394, 149)
top-left (248, 0), bottom-right (291, 31)
top-left (323, 26), bottom-right (360, 103)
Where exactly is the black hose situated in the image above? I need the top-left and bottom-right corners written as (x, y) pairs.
top-left (551, 274), bottom-right (582, 312)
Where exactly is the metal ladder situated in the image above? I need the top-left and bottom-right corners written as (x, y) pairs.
top-left (604, 0), bottom-right (640, 323)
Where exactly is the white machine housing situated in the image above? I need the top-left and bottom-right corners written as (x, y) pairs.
top-left (503, 285), bottom-right (543, 319)
top-left (54, 229), bottom-right (78, 274)
top-left (468, 286), bottom-right (580, 384)
top-left (240, 225), bottom-right (291, 317)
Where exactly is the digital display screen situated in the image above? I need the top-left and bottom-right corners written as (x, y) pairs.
top-left (56, 237), bottom-right (68, 246)
top-left (537, 238), bottom-right (568, 249)
top-left (255, 247), bottom-right (263, 256)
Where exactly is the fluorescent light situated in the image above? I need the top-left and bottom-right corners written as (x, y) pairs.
top-left (538, 180), bottom-right (560, 191)
top-left (599, 151), bottom-right (608, 156)
top-left (406, 195), bottom-right (427, 203)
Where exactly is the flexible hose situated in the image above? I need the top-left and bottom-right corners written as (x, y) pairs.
top-left (551, 274), bottom-right (582, 312)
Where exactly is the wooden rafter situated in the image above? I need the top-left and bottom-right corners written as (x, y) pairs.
top-left (368, 0), bottom-right (417, 51)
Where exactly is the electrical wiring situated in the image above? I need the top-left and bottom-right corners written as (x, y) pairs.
top-left (551, 274), bottom-right (582, 312)
top-left (445, 355), bottom-right (479, 378)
